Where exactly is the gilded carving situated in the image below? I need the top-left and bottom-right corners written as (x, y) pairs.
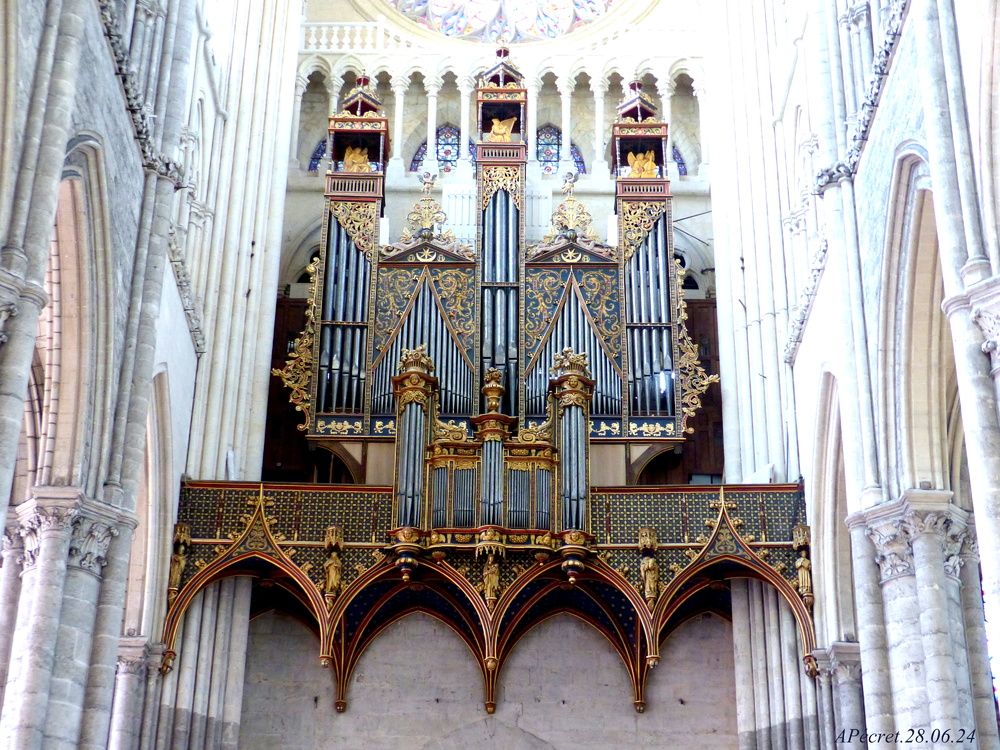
top-left (626, 150), bottom-right (658, 178)
top-left (524, 269), bottom-right (569, 358)
top-left (373, 268), bottom-right (421, 356)
top-left (577, 271), bottom-right (622, 359)
top-left (272, 258), bottom-right (317, 431)
top-left (487, 117), bottom-right (517, 142)
top-left (628, 421), bottom-right (675, 437)
top-left (168, 523), bottom-right (192, 603)
top-left (343, 146), bottom-right (372, 173)
top-left (430, 269), bottom-right (476, 353)
top-left (481, 166), bottom-right (522, 210)
top-left (434, 419), bottom-right (468, 442)
top-left (331, 201), bottom-right (379, 261)
top-left (640, 555), bottom-right (659, 602)
top-left (676, 260), bottom-right (720, 434)
top-left (619, 201), bottom-right (667, 262)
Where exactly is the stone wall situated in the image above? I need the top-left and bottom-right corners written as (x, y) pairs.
top-left (239, 610), bottom-right (737, 749)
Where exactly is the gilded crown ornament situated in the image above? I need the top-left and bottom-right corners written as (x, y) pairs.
top-left (550, 347), bottom-right (591, 378)
top-left (398, 344), bottom-right (434, 374)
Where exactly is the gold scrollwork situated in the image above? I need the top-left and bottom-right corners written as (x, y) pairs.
top-left (315, 418), bottom-right (363, 436)
top-left (675, 259), bottom-right (720, 434)
top-left (540, 197), bottom-right (603, 247)
top-left (374, 419), bottom-right (396, 434)
top-left (331, 201), bottom-right (379, 260)
top-left (271, 258), bottom-right (318, 431)
top-left (591, 421), bottom-right (621, 436)
top-left (481, 166), bottom-right (522, 210)
top-left (627, 421), bottom-right (675, 437)
top-left (577, 270), bottom-right (622, 358)
top-left (373, 268), bottom-right (420, 354)
top-left (431, 269), bottom-right (476, 353)
top-left (434, 419), bottom-right (468, 442)
top-left (523, 269), bottom-right (567, 355)
top-left (619, 201), bottom-right (667, 262)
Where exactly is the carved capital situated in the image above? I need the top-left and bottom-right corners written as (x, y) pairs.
top-left (116, 657), bottom-right (147, 676)
top-left (866, 521), bottom-right (913, 582)
top-left (814, 162), bottom-right (854, 193)
top-left (68, 514), bottom-right (119, 576)
top-left (972, 307), bottom-right (1000, 370)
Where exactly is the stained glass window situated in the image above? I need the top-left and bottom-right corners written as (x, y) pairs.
top-left (387, 0), bottom-right (613, 43)
top-left (673, 145), bottom-right (687, 176)
top-left (410, 124), bottom-right (477, 172)
top-left (536, 125), bottom-right (586, 175)
top-left (309, 138), bottom-right (327, 172)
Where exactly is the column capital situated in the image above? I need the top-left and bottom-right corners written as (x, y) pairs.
top-left (294, 74), bottom-right (309, 94)
top-left (827, 641), bottom-right (862, 684)
top-left (524, 77), bottom-right (541, 93)
top-left (556, 76), bottom-right (575, 97)
top-left (867, 519), bottom-right (913, 582)
top-left (391, 75), bottom-right (410, 95)
top-left (424, 77), bottom-right (443, 96)
top-left (588, 75), bottom-right (607, 96)
top-left (457, 76), bottom-right (476, 95)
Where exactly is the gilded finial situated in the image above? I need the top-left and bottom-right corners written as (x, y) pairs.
top-left (398, 344), bottom-right (435, 374)
top-left (550, 347), bottom-right (590, 378)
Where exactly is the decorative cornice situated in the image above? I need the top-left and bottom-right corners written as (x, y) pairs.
top-left (814, 0), bottom-right (908, 188)
top-left (784, 239), bottom-right (829, 364)
top-left (95, 0), bottom-right (184, 181)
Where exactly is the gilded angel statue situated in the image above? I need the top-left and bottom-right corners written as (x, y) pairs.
top-left (627, 150), bottom-right (658, 178)
top-left (343, 146), bottom-right (372, 173)
top-left (488, 117), bottom-right (517, 142)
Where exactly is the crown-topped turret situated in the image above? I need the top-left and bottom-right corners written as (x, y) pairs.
top-left (616, 79), bottom-right (659, 123)
top-left (476, 48), bottom-right (527, 155)
top-left (327, 73), bottom-right (390, 199)
top-left (611, 79), bottom-right (669, 194)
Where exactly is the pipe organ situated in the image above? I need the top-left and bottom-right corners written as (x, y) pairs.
top-left (175, 54), bottom-right (817, 715)
top-left (275, 52), bottom-right (717, 541)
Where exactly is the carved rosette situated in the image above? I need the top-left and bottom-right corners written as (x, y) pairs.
top-left (675, 260), bottom-right (720, 433)
top-left (272, 257), bottom-right (318, 431)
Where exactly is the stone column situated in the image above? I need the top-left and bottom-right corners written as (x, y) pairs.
top-left (845, 514), bottom-right (894, 746)
top-left (525, 77), bottom-right (539, 167)
top-left (108, 638), bottom-right (149, 750)
top-left (0, 525), bottom-right (23, 706)
top-left (812, 650), bottom-right (836, 750)
top-left (730, 579), bottom-right (758, 750)
top-left (763, 586), bottom-right (788, 750)
top-left (456, 76), bottom-right (474, 178)
top-left (388, 75), bottom-right (407, 178)
top-left (866, 508), bottom-right (931, 744)
top-left (589, 75), bottom-right (608, 176)
top-left (288, 74), bottom-right (307, 166)
top-left (692, 80), bottom-right (709, 176)
top-left (957, 535), bottom-right (1000, 746)
top-left (748, 581), bottom-right (772, 749)
top-left (44, 503), bottom-right (121, 750)
top-left (829, 643), bottom-right (865, 750)
top-left (557, 76), bottom-right (574, 172)
top-left (903, 504), bottom-right (965, 743)
top-left (658, 78), bottom-right (678, 180)
top-left (423, 77), bottom-right (442, 176)
top-left (0, 490), bottom-right (79, 749)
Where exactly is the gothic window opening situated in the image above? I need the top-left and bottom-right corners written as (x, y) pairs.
top-left (409, 124), bottom-right (477, 173)
top-left (536, 124), bottom-right (586, 174)
top-left (309, 139), bottom-right (327, 172)
top-left (673, 145), bottom-right (687, 176)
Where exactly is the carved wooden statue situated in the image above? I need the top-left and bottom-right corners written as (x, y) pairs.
top-left (343, 146), bottom-right (372, 173)
top-left (488, 117), bottom-right (517, 142)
